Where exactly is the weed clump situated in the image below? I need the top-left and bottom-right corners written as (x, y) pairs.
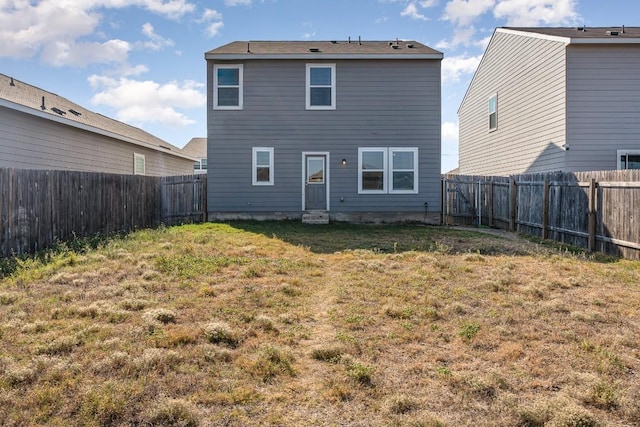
top-left (204, 321), bottom-right (239, 347)
top-left (143, 308), bottom-right (177, 325)
top-left (145, 398), bottom-right (199, 427)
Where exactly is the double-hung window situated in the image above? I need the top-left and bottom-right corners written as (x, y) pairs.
top-left (488, 94), bottom-right (497, 131)
top-left (618, 150), bottom-right (640, 170)
top-left (252, 147), bottom-right (274, 185)
top-left (358, 147), bottom-right (418, 194)
top-left (306, 64), bottom-right (336, 110)
top-left (214, 65), bottom-right (243, 109)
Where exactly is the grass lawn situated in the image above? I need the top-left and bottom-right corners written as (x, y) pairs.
top-left (0, 222), bottom-right (639, 426)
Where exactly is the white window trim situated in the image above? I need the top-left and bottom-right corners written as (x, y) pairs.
top-left (389, 147), bottom-right (419, 194)
top-left (488, 93), bottom-right (497, 132)
top-left (134, 153), bottom-right (145, 175)
top-left (617, 149), bottom-right (640, 170)
top-left (306, 63), bottom-right (336, 110)
top-left (214, 64), bottom-right (243, 110)
top-left (358, 147), bottom-right (387, 194)
top-left (252, 147), bottom-right (274, 185)
top-left (358, 147), bottom-right (418, 194)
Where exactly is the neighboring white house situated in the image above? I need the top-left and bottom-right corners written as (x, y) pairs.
top-left (0, 73), bottom-right (195, 176)
top-left (458, 26), bottom-right (640, 175)
top-left (182, 137), bottom-right (207, 174)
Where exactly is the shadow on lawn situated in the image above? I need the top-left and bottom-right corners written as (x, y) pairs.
top-left (227, 220), bottom-right (532, 255)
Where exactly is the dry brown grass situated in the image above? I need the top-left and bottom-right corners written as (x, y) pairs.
top-left (0, 222), bottom-right (639, 426)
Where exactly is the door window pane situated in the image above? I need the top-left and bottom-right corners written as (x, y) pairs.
top-left (307, 158), bottom-right (324, 183)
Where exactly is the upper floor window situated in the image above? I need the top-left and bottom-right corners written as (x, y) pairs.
top-left (214, 65), bottom-right (243, 110)
top-left (358, 147), bottom-right (418, 194)
top-left (134, 153), bottom-right (145, 175)
top-left (252, 147), bottom-right (274, 185)
top-left (488, 94), bottom-right (497, 131)
top-left (306, 64), bottom-right (336, 110)
top-left (618, 150), bottom-right (640, 170)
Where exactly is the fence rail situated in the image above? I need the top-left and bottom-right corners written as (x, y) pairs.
top-left (0, 169), bottom-right (207, 257)
top-left (443, 170), bottom-right (640, 260)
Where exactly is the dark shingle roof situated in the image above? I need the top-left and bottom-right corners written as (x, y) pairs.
top-left (0, 73), bottom-right (192, 159)
top-left (500, 26), bottom-right (640, 41)
top-left (206, 40), bottom-right (442, 59)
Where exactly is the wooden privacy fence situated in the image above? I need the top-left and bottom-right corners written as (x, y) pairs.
top-left (443, 170), bottom-right (640, 260)
top-left (0, 169), bottom-right (207, 257)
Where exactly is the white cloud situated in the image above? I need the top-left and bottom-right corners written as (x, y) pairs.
top-left (88, 75), bottom-right (206, 127)
top-left (443, 0), bottom-right (495, 27)
top-left (225, 0), bottom-right (252, 5)
top-left (200, 8), bottom-right (224, 37)
top-left (401, 2), bottom-right (430, 21)
top-left (139, 23), bottom-right (175, 51)
top-left (493, 0), bottom-right (578, 26)
top-left (442, 54), bottom-right (482, 83)
top-left (442, 121), bottom-right (459, 143)
top-left (41, 39), bottom-right (131, 67)
top-left (0, 0), bottom-right (195, 65)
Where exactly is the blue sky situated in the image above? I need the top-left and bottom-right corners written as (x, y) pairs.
top-left (1, 0), bottom-right (638, 172)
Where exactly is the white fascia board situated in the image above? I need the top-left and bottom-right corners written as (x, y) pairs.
top-left (205, 53), bottom-right (443, 60)
top-left (0, 99), bottom-right (196, 161)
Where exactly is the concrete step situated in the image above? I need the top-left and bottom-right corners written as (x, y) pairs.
top-left (302, 211), bottom-right (329, 224)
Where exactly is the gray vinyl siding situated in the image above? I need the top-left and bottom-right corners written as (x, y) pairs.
top-left (0, 107), bottom-right (193, 176)
top-left (458, 31), bottom-right (567, 175)
top-left (207, 58), bottom-right (441, 216)
top-left (566, 44), bottom-right (640, 171)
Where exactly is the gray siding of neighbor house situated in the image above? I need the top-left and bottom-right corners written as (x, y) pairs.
top-left (566, 44), bottom-right (640, 171)
top-left (458, 31), bottom-right (567, 175)
top-left (0, 107), bottom-right (193, 176)
top-left (207, 58), bottom-right (441, 220)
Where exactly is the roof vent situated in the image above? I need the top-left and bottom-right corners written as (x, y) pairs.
top-left (407, 44), bottom-right (415, 48)
top-left (41, 96), bottom-right (46, 110)
top-left (9, 77), bottom-right (15, 86)
top-left (606, 30), bottom-right (619, 36)
top-left (576, 26), bottom-right (586, 32)
top-left (309, 47), bottom-right (320, 53)
top-left (51, 107), bottom-right (66, 116)
top-left (331, 40), bottom-right (337, 44)
top-left (391, 44), bottom-right (399, 49)
top-left (69, 109), bottom-right (81, 116)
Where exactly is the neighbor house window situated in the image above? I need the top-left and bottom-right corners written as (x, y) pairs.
top-left (358, 147), bottom-right (418, 194)
top-left (252, 147), bottom-right (274, 185)
top-left (194, 158), bottom-right (207, 174)
top-left (134, 153), bottom-right (145, 175)
top-left (306, 64), bottom-right (336, 110)
top-left (488, 94), bottom-right (497, 131)
top-left (618, 150), bottom-right (640, 170)
top-left (214, 64), bottom-right (243, 109)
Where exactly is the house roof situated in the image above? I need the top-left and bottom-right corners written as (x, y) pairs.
top-left (498, 26), bottom-right (640, 44)
top-left (181, 137), bottom-right (207, 159)
top-left (205, 40), bottom-right (443, 60)
top-left (0, 73), bottom-right (194, 161)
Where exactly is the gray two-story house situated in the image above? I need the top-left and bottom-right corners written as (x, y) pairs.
top-left (205, 40), bottom-right (443, 223)
top-left (458, 27), bottom-right (640, 175)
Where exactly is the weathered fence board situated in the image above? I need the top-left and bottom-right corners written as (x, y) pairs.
top-left (0, 169), bottom-right (207, 257)
top-left (443, 170), bottom-right (640, 260)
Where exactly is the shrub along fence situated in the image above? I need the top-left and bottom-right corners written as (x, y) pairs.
top-left (0, 168), bottom-right (207, 257)
top-left (442, 170), bottom-right (640, 260)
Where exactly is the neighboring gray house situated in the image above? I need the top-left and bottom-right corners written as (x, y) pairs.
top-left (0, 74), bottom-right (195, 176)
top-left (182, 137), bottom-right (207, 174)
top-left (205, 40), bottom-right (443, 223)
top-left (458, 26), bottom-right (640, 175)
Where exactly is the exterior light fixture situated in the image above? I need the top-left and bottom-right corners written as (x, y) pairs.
top-left (341, 158), bottom-right (347, 166)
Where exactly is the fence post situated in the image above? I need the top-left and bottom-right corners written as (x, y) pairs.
top-left (509, 178), bottom-right (517, 232)
top-left (542, 176), bottom-right (550, 240)
top-left (488, 179), bottom-right (494, 227)
top-left (588, 178), bottom-right (597, 252)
